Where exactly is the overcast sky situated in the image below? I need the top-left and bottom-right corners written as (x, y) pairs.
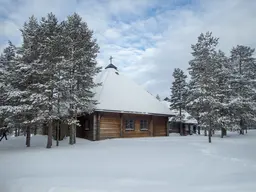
top-left (1, 0), bottom-right (256, 99)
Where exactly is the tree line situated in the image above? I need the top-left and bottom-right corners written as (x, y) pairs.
top-left (0, 12), bottom-right (101, 148)
top-left (169, 32), bottom-right (256, 142)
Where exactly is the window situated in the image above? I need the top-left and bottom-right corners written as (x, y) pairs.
top-left (140, 120), bottom-right (148, 130)
top-left (125, 120), bottom-right (135, 130)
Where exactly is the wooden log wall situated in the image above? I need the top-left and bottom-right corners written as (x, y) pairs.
top-left (99, 112), bottom-right (121, 140)
top-left (45, 113), bottom-right (169, 141)
top-left (122, 114), bottom-right (151, 138)
top-left (153, 116), bottom-right (168, 136)
top-left (99, 112), bottom-right (169, 139)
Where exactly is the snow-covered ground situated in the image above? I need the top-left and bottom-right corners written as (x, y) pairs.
top-left (1, 131), bottom-right (256, 192)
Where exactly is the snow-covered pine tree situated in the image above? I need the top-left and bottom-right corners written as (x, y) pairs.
top-left (245, 48), bottom-right (256, 131)
top-left (0, 54), bottom-right (5, 129)
top-left (229, 45), bottom-right (256, 134)
top-left (14, 15), bottom-right (42, 146)
top-left (61, 13), bottom-right (101, 144)
top-left (187, 32), bottom-right (219, 143)
top-left (0, 42), bottom-right (29, 139)
top-left (38, 13), bottom-right (65, 148)
top-left (212, 50), bottom-right (231, 138)
top-left (170, 68), bottom-right (187, 136)
top-left (156, 94), bottom-right (161, 101)
top-left (0, 42), bottom-right (16, 132)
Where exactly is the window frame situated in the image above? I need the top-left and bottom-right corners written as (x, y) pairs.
top-left (125, 119), bottom-right (135, 131)
top-left (84, 119), bottom-right (90, 131)
top-left (140, 119), bottom-right (148, 131)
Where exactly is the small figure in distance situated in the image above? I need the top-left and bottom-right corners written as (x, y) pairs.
top-left (0, 124), bottom-right (9, 142)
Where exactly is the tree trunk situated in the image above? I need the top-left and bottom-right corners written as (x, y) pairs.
top-left (221, 127), bottom-right (226, 138)
top-left (239, 119), bottom-right (244, 135)
top-left (69, 108), bottom-right (77, 144)
top-left (73, 124), bottom-right (76, 144)
top-left (179, 107), bottom-right (183, 136)
top-left (26, 126), bottom-right (31, 147)
top-left (34, 125), bottom-right (37, 135)
top-left (69, 123), bottom-right (75, 145)
top-left (18, 128), bottom-right (20, 136)
top-left (198, 126), bottom-right (200, 135)
top-left (15, 128), bottom-right (18, 137)
top-left (69, 124), bottom-right (72, 144)
top-left (208, 118), bottom-right (212, 143)
top-left (179, 122), bottom-right (183, 136)
top-left (208, 128), bottom-right (212, 143)
top-left (56, 120), bottom-right (59, 146)
top-left (46, 120), bottom-right (53, 148)
top-left (74, 110), bottom-right (77, 144)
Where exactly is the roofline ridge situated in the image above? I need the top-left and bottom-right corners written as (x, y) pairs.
top-left (97, 69), bottom-right (111, 102)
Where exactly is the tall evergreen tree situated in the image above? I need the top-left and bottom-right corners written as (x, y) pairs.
top-left (15, 15), bottom-right (42, 147)
top-left (212, 50), bottom-right (231, 137)
top-left (170, 68), bottom-right (187, 135)
top-left (229, 45), bottom-right (256, 134)
top-left (61, 13), bottom-right (101, 144)
top-left (187, 32), bottom-right (219, 143)
top-left (39, 13), bottom-right (64, 148)
top-left (0, 42), bottom-right (16, 130)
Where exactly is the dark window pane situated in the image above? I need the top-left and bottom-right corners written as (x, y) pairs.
top-left (140, 120), bottom-right (148, 130)
top-left (125, 119), bottom-right (135, 130)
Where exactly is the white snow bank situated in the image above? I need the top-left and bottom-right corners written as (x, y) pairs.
top-left (1, 131), bottom-right (256, 192)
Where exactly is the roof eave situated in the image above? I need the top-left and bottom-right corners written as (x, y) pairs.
top-left (94, 109), bottom-right (175, 117)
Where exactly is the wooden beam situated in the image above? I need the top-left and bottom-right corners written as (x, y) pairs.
top-left (120, 113), bottom-right (123, 137)
top-left (97, 113), bottom-right (101, 140)
top-left (150, 115), bottom-right (154, 137)
top-left (166, 117), bottom-right (170, 136)
top-left (93, 113), bottom-right (97, 141)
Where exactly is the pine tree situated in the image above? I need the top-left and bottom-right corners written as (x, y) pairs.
top-left (13, 15), bottom-right (42, 146)
top-left (38, 13), bottom-right (64, 148)
top-left (212, 50), bottom-right (231, 137)
top-left (229, 45), bottom-right (256, 134)
top-left (0, 42), bottom-right (16, 131)
top-left (0, 42), bottom-right (27, 137)
top-left (170, 68), bottom-right (187, 135)
top-left (187, 32), bottom-right (219, 143)
top-left (61, 13), bottom-right (101, 144)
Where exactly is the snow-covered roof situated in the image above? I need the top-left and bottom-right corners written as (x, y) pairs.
top-left (93, 66), bottom-right (175, 116)
top-left (161, 100), bottom-right (198, 124)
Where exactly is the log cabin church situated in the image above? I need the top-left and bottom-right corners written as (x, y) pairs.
top-left (53, 58), bottom-right (175, 141)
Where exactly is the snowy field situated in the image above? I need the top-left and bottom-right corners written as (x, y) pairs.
top-left (1, 131), bottom-right (256, 192)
